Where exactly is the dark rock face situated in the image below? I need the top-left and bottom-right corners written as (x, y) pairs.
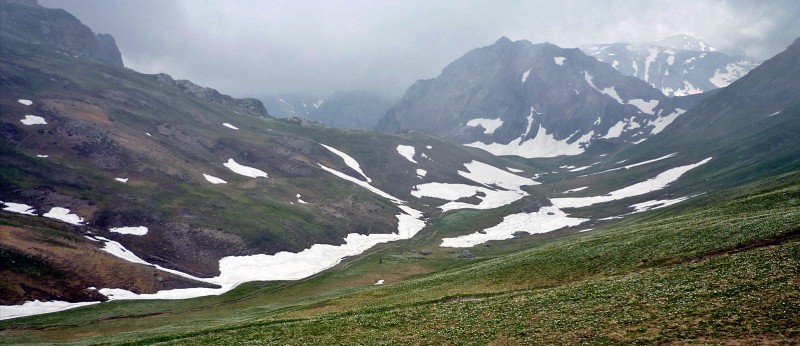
top-left (154, 73), bottom-right (271, 117)
top-left (582, 35), bottom-right (760, 97)
top-left (0, 0), bottom-right (124, 68)
top-left (377, 38), bottom-right (701, 158)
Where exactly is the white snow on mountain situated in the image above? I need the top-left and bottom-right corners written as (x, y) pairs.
top-left (223, 159), bottom-right (268, 178)
top-left (203, 174), bottom-right (227, 184)
top-left (109, 226), bottom-right (149, 236)
top-left (441, 157), bottom-right (711, 248)
top-left (396, 145), bottom-right (418, 163)
top-left (20, 115), bottom-right (47, 125)
top-left (222, 123), bottom-right (239, 130)
top-left (563, 186), bottom-right (588, 194)
top-left (554, 57), bottom-right (566, 65)
top-left (1, 201), bottom-right (36, 215)
top-left (629, 196), bottom-right (692, 213)
top-left (18, 99), bottom-right (33, 106)
top-left (709, 62), bottom-right (751, 88)
top-left (628, 99), bottom-right (659, 115)
top-left (43, 207), bottom-right (84, 225)
top-left (0, 300), bottom-right (99, 321)
top-left (320, 144), bottom-right (372, 182)
top-left (584, 72), bottom-right (624, 103)
top-left (466, 118), bottom-right (504, 134)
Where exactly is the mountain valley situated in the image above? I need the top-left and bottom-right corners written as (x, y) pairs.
top-left (1, 1), bottom-right (799, 344)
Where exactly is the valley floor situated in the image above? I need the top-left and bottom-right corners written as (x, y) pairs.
top-left (1, 173), bottom-right (799, 345)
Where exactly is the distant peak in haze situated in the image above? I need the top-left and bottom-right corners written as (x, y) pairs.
top-left (651, 34), bottom-right (717, 52)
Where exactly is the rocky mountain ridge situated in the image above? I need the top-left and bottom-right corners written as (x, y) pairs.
top-left (0, 0), bottom-right (123, 68)
top-left (155, 73), bottom-right (270, 118)
top-left (377, 37), bottom-right (703, 158)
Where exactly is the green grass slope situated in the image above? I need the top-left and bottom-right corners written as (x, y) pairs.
top-left (2, 171), bottom-right (797, 345)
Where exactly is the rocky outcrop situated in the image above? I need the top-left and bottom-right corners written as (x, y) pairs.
top-left (0, 0), bottom-right (124, 68)
top-left (155, 73), bottom-right (271, 117)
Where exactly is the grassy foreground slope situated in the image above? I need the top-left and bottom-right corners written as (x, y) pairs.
top-left (105, 172), bottom-right (800, 345)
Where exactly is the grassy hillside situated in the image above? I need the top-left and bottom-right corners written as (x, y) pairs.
top-left (2, 171), bottom-right (797, 345)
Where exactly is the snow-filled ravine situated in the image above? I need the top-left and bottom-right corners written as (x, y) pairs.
top-left (0, 149), bottom-right (710, 319)
top-left (441, 157), bottom-right (712, 247)
top-left (0, 144), bottom-right (427, 320)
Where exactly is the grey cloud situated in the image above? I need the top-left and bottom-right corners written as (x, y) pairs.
top-left (39, 0), bottom-right (800, 98)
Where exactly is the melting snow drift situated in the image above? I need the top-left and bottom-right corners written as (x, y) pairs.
top-left (1, 201), bottom-right (36, 215)
top-left (0, 300), bottom-right (99, 321)
top-left (396, 145), bottom-right (418, 163)
top-left (20, 115), bottom-right (47, 125)
top-left (42, 207), bottom-right (84, 225)
top-left (203, 174), bottom-right (227, 184)
top-left (224, 159), bottom-right (268, 178)
top-left (441, 157), bottom-right (712, 248)
top-left (109, 226), bottom-right (149, 236)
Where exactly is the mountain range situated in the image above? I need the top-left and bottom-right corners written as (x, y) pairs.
top-left (377, 37), bottom-right (705, 158)
top-left (582, 34), bottom-right (761, 96)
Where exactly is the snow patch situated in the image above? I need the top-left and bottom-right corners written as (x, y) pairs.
top-left (602, 121), bottom-right (625, 139)
top-left (441, 206), bottom-right (587, 247)
top-left (396, 145), bottom-right (418, 163)
top-left (20, 115), bottom-right (47, 125)
top-left (224, 159), bottom-right (268, 178)
top-left (222, 123), bottom-right (239, 130)
top-left (649, 108), bottom-right (686, 135)
top-left (709, 62), bottom-right (750, 88)
top-left (203, 174), bottom-right (227, 184)
top-left (466, 124), bottom-right (593, 158)
top-left (580, 153), bottom-right (677, 177)
top-left (584, 72), bottom-right (623, 103)
top-left (1, 201), bottom-right (36, 215)
top-left (553, 158), bottom-right (711, 209)
top-left (563, 186), bottom-right (588, 194)
top-left (0, 300), bottom-right (99, 321)
top-left (506, 167), bottom-right (524, 173)
top-left (43, 207), bottom-right (84, 225)
top-left (320, 144), bottom-right (371, 182)
top-left (466, 118), bottom-right (504, 135)
top-left (36, 154), bottom-right (48, 158)
top-left (521, 69), bottom-right (531, 83)
top-left (628, 99), bottom-right (659, 115)
top-left (629, 196), bottom-right (691, 213)
top-left (554, 57), bottom-right (566, 65)
top-left (416, 168), bottom-right (427, 178)
top-left (442, 157), bottom-right (710, 248)
top-left (109, 226), bottom-right (148, 236)
top-left (115, 178), bottom-right (128, 183)
top-left (18, 99), bottom-right (33, 106)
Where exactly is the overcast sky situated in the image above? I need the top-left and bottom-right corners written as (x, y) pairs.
top-left (40, 0), bottom-right (800, 99)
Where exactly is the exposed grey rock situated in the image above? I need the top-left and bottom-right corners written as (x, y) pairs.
top-left (0, 0), bottom-right (124, 68)
top-left (154, 73), bottom-right (270, 118)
